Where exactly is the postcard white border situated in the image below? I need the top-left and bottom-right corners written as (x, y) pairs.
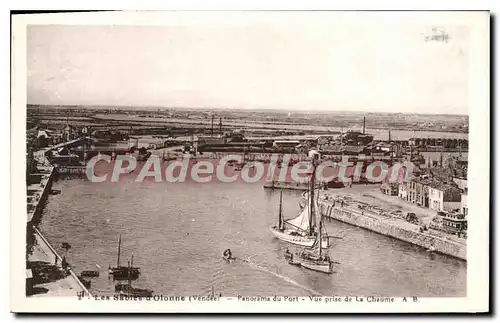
top-left (10, 10), bottom-right (490, 313)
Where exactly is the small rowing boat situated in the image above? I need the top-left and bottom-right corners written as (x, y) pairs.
top-left (222, 249), bottom-right (236, 263)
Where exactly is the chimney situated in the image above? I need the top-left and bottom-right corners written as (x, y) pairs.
top-left (363, 116), bottom-right (366, 134)
top-left (219, 117), bottom-right (222, 137)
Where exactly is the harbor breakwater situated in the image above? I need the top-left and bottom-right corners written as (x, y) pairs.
top-left (316, 200), bottom-right (466, 261)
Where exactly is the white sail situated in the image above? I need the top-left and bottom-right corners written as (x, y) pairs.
top-left (286, 204), bottom-right (310, 231)
top-left (286, 197), bottom-right (318, 232)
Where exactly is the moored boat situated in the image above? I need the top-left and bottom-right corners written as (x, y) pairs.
top-left (109, 266), bottom-right (140, 280)
top-left (115, 260), bottom-right (153, 297)
top-left (327, 178), bottom-right (345, 189)
top-left (296, 255), bottom-right (333, 274)
top-left (269, 171), bottom-right (330, 248)
top-left (292, 220), bottom-right (333, 274)
top-left (109, 235), bottom-right (141, 280)
top-left (115, 283), bottom-right (154, 297)
top-left (269, 226), bottom-right (328, 248)
top-left (80, 270), bottom-right (99, 278)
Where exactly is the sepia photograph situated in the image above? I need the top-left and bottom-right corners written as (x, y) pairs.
top-left (10, 10), bottom-right (490, 313)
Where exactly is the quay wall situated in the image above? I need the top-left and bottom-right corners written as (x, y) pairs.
top-left (317, 201), bottom-right (466, 261)
top-left (264, 181), bottom-right (309, 191)
top-left (28, 167), bottom-right (55, 224)
top-left (26, 142), bottom-right (92, 297)
top-left (33, 227), bottom-right (92, 297)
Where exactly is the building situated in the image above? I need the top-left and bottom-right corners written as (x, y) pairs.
top-left (195, 136), bottom-right (227, 152)
top-left (317, 131), bottom-right (373, 151)
top-left (407, 177), bottom-right (432, 207)
top-left (308, 150), bottom-right (321, 160)
top-left (428, 182), bottom-right (462, 212)
top-left (408, 137), bottom-right (469, 150)
top-left (48, 147), bottom-right (80, 166)
top-left (62, 125), bottom-right (76, 142)
top-left (197, 136), bottom-right (226, 146)
top-left (340, 131), bottom-right (374, 146)
top-left (452, 177), bottom-right (468, 191)
top-left (273, 140), bottom-right (300, 149)
top-left (461, 190), bottom-right (468, 216)
top-left (424, 156), bottom-right (442, 168)
top-left (381, 181), bottom-right (399, 196)
top-left (398, 182), bottom-right (408, 200)
top-left (26, 269), bottom-right (33, 296)
top-left (81, 126), bottom-right (90, 136)
top-left (363, 142), bottom-right (401, 157)
top-left (36, 130), bottom-right (50, 147)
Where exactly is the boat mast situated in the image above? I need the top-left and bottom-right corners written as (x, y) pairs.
top-left (130, 256), bottom-right (134, 288)
top-left (309, 159), bottom-right (316, 236)
top-left (307, 177), bottom-right (311, 235)
top-left (243, 144), bottom-right (247, 164)
top-left (318, 220), bottom-right (322, 259)
top-left (127, 259), bottom-right (131, 287)
top-left (117, 234), bottom-right (122, 268)
top-left (278, 191), bottom-right (284, 230)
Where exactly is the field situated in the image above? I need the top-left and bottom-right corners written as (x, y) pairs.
top-left (27, 105), bottom-right (469, 140)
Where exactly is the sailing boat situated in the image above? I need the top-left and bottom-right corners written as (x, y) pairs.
top-left (108, 235), bottom-right (141, 280)
top-left (269, 162), bottom-right (329, 248)
top-left (115, 256), bottom-right (153, 297)
top-left (291, 220), bottom-right (333, 274)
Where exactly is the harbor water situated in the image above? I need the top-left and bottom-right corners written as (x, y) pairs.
top-left (40, 176), bottom-right (466, 297)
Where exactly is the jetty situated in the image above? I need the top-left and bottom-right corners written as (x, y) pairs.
top-left (263, 181), bottom-right (310, 191)
top-left (312, 193), bottom-right (466, 261)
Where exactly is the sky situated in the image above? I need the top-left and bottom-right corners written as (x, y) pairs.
top-left (27, 21), bottom-right (469, 114)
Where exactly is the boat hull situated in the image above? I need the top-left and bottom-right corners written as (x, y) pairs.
top-left (109, 266), bottom-right (140, 280)
top-left (116, 283), bottom-right (154, 297)
top-left (298, 259), bottom-right (333, 274)
top-left (269, 227), bottom-right (329, 248)
top-left (223, 256), bottom-right (236, 263)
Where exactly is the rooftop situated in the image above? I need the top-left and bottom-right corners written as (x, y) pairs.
top-left (429, 181), bottom-right (460, 192)
top-left (411, 177), bottom-right (433, 185)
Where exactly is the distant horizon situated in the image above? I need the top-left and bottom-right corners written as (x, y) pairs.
top-left (26, 103), bottom-right (469, 117)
